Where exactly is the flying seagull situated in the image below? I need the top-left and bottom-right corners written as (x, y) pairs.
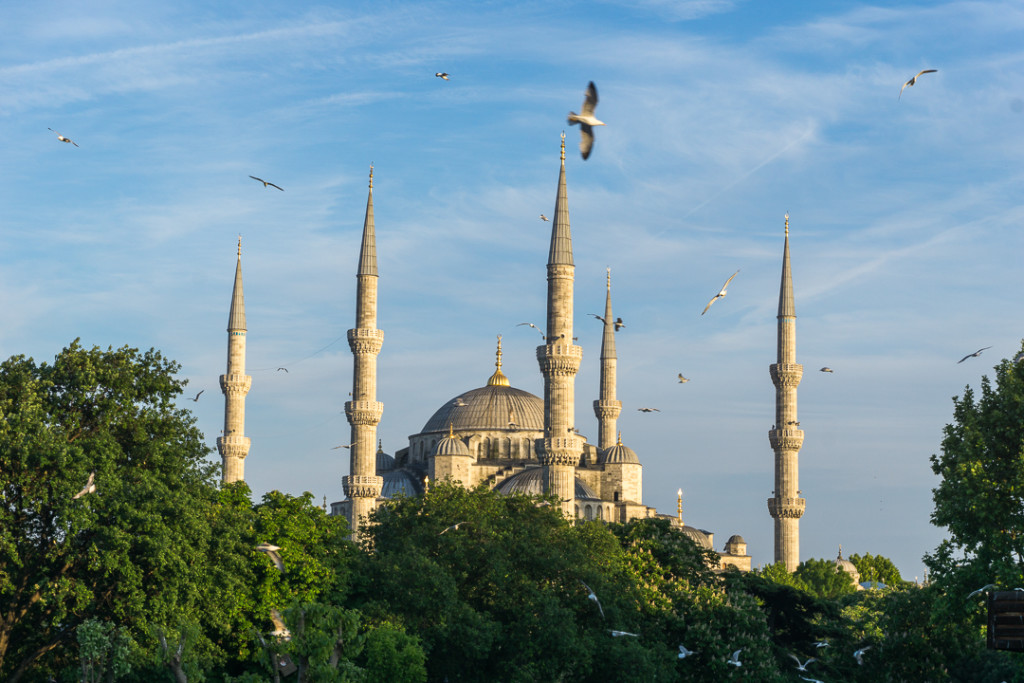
top-left (958, 346), bottom-right (992, 363)
top-left (249, 176), bottom-right (284, 191)
top-left (72, 471), bottom-right (96, 500)
top-left (727, 649), bottom-right (743, 667)
top-left (567, 81), bottom-right (605, 160)
top-left (678, 645), bottom-right (697, 659)
top-left (439, 521), bottom-right (468, 534)
top-left (189, 390), bottom-right (204, 402)
top-left (800, 678), bottom-right (825, 683)
top-left (255, 543), bottom-right (285, 573)
top-left (813, 641), bottom-right (830, 649)
top-left (789, 654), bottom-right (816, 672)
top-left (610, 630), bottom-right (639, 637)
top-left (453, 397), bottom-right (468, 407)
top-left (638, 407), bottom-right (660, 413)
top-left (540, 214), bottom-right (549, 221)
top-left (580, 581), bottom-right (605, 618)
top-left (678, 374), bottom-right (690, 383)
top-left (48, 128), bottom-right (79, 147)
top-left (853, 646), bottom-right (871, 665)
top-left (899, 69), bottom-right (937, 100)
top-left (589, 313), bottom-right (625, 331)
top-left (276, 367), bottom-right (288, 372)
top-left (331, 444), bottom-right (353, 450)
top-left (820, 367), bottom-right (833, 373)
top-left (701, 270), bottom-right (740, 315)
top-left (517, 322), bottom-right (545, 338)
top-left (435, 72), bottom-right (450, 80)
top-left (967, 584), bottom-right (998, 599)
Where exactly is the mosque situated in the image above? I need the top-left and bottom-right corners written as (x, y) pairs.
top-left (212, 136), bottom-right (814, 573)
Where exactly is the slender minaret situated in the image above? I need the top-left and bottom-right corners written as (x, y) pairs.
top-left (593, 268), bottom-right (622, 451)
top-left (538, 134), bottom-right (584, 518)
top-left (218, 237), bottom-right (252, 484)
top-left (767, 213), bottom-right (805, 571)
top-left (343, 166), bottom-right (385, 536)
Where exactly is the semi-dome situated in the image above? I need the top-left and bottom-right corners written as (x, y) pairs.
top-left (381, 469), bottom-right (423, 498)
top-left (494, 467), bottom-right (599, 500)
top-left (679, 525), bottom-right (713, 550)
top-left (600, 432), bottom-right (639, 464)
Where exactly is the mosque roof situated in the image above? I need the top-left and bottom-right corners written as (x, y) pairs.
top-left (599, 433), bottom-right (639, 464)
top-left (434, 425), bottom-right (471, 457)
top-left (680, 525), bottom-right (713, 550)
top-left (493, 467), bottom-right (599, 500)
top-left (380, 468), bottom-right (422, 498)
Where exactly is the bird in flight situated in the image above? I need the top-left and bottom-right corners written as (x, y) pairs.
top-left (813, 641), bottom-right (830, 649)
top-left (567, 81), bottom-right (605, 160)
top-left (276, 367), bottom-right (288, 373)
top-left (250, 176), bottom-right (284, 191)
top-left (439, 521), bottom-right (468, 534)
top-left (580, 581), bottom-right (605, 618)
top-left (701, 270), bottom-right (740, 315)
top-left (610, 630), bottom-right (639, 637)
top-left (638, 407), bottom-right (660, 413)
top-left (799, 678), bottom-right (825, 683)
top-left (789, 654), bottom-right (816, 672)
top-left (853, 646), bottom-right (871, 665)
top-left (727, 649), bottom-right (743, 667)
top-left (967, 584), bottom-right (997, 599)
top-left (189, 389), bottom-right (204, 402)
top-left (820, 367), bottom-right (833, 373)
top-left (958, 346), bottom-right (992, 363)
top-left (588, 313), bottom-right (625, 331)
top-left (678, 645), bottom-right (697, 659)
top-left (540, 214), bottom-right (549, 221)
top-left (678, 374), bottom-right (690, 383)
top-left (72, 471), bottom-right (97, 500)
top-left (255, 543), bottom-right (285, 573)
top-left (435, 72), bottom-right (450, 80)
top-left (517, 322), bottom-right (545, 338)
top-left (331, 444), bottom-right (353, 450)
top-left (48, 128), bottom-right (79, 147)
top-left (899, 69), bottom-right (937, 100)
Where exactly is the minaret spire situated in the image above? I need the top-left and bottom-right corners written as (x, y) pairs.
top-left (594, 268), bottom-right (622, 451)
top-left (218, 236), bottom-right (252, 483)
top-left (538, 133), bottom-right (584, 518)
top-left (767, 212), bottom-right (805, 571)
top-left (344, 166), bottom-right (385, 536)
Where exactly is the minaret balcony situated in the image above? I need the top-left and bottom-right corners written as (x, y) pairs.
top-left (769, 363), bottom-right (803, 387)
top-left (767, 496), bottom-right (806, 519)
top-left (343, 474), bottom-right (383, 498)
top-left (536, 344), bottom-right (583, 375)
top-left (219, 373), bottom-right (252, 394)
top-left (217, 435), bottom-right (251, 458)
top-left (593, 399), bottom-right (622, 419)
top-left (345, 400), bottom-right (384, 426)
top-left (768, 429), bottom-right (804, 451)
top-left (540, 436), bottom-right (583, 467)
top-left (347, 328), bottom-right (384, 354)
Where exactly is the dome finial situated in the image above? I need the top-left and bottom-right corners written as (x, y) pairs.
top-left (377, 439), bottom-right (383, 454)
top-left (369, 163), bottom-right (374, 189)
top-left (487, 334), bottom-right (510, 386)
top-left (449, 422), bottom-right (454, 439)
top-left (677, 487), bottom-right (684, 523)
top-left (560, 131), bottom-right (566, 162)
top-left (616, 430), bottom-right (622, 446)
top-left (606, 267), bottom-right (611, 291)
top-left (237, 234), bottom-right (242, 257)
top-left (784, 211), bottom-right (789, 237)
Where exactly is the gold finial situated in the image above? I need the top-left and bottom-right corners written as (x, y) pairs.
top-left (677, 488), bottom-right (683, 522)
top-left (784, 211), bottom-right (789, 237)
top-left (487, 335), bottom-right (510, 386)
top-left (423, 474), bottom-right (430, 492)
top-left (616, 430), bottom-right (622, 446)
top-left (449, 422), bottom-right (454, 439)
top-left (560, 131), bottom-right (566, 162)
top-left (237, 234), bottom-right (242, 257)
top-left (606, 267), bottom-right (611, 290)
top-left (496, 335), bottom-right (503, 370)
top-left (369, 163), bottom-right (374, 189)
top-left (377, 439), bottom-right (383, 454)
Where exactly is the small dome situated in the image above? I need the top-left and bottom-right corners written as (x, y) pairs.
top-left (376, 440), bottom-right (396, 472)
top-left (835, 547), bottom-right (861, 584)
top-left (727, 534), bottom-right (746, 545)
top-left (380, 469), bottom-right (423, 498)
top-left (679, 525), bottom-right (713, 550)
top-left (434, 427), bottom-right (471, 457)
top-left (600, 432), bottom-right (639, 464)
top-left (494, 467), bottom-right (599, 500)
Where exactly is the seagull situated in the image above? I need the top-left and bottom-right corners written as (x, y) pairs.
top-left (899, 69), bottom-right (937, 100)
top-left (637, 407), bottom-right (660, 413)
top-left (610, 630), bottom-right (638, 637)
top-left (958, 346), bottom-right (992, 363)
top-left (787, 420), bottom-right (801, 426)
top-left (439, 521), bottom-right (467, 534)
top-left (701, 270), bottom-right (740, 315)
top-left (853, 646), bottom-right (871, 665)
top-left (72, 471), bottom-right (96, 500)
top-left (588, 314), bottom-right (624, 330)
top-left (453, 398), bottom-right (468, 407)
top-left (249, 176), bottom-right (284, 191)
top-left (48, 128), bottom-right (79, 147)
top-left (678, 374), bottom-right (690, 383)
top-left (727, 649), bottom-right (743, 667)
top-left (567, 81), bottom-right (605, 160)
top-left (820, 367), bottom-right (833, 373)
top-left (580, 581), bottom-right (605, 618)
top-left (789, 654), bottom-right (816, 671)
top-left (967, 584), bottom-right (997, 599)
top-left (800, 677), bottom-right (825, 683)
top-left (188, 390), bottom-right (204, 402)
top-left (255, 543), bottom-right (285, 573)
top-left (331, 444), bottom-right (353, 450)
top-left (517, 322), bottom-right (545, 338)
top-left (813, 641), bottom-right (830, 649)
top-left (540, 214), bottom-right (549, 221)
top-left (678, 645), bottom-right (697, 659)
top-left (269, 609), bottom-right (291, 640)
top-left (276, 367), bottom-right (288, 373)
top-left (1014, 351), bottom-right (1024, 364)
top-left (435, 72), bottom-right (450, 80)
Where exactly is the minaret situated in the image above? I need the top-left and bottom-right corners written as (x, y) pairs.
top-left (767, 213), bottom-right (805, 571)
top-left (343, 166), bottom-right (385, 536)
top-left (593, 268), bottom-right (622, 451)
top-left (537, 134), bottom-right (584, 518)
top-left (218, 237), bottom-right (252, 484)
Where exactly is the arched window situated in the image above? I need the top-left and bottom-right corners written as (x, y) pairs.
top-left (585, 505), bottom-right (594, 521)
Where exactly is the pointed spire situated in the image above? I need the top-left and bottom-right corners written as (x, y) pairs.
top-left (487, 334), bottom-right (510, 386)
top-left (357, 165), bottom-right (378, 277)
top-left (227, 235), bottom-right (246, 331)
top-left (600, 268), bottom-right (616, 359)
top-left (548, 132), bottom-right (574, 266)
top-left (778, 212), bottom-right (795, 318)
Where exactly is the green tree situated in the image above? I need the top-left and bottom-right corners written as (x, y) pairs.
top-left (794, 558), bottom-right (858, 600)
top-left (848, 552), bottom-right (904, 587)
top-left (0, 342), bottom-right (250, 681)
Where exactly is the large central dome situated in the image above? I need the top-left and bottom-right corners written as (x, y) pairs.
top-left (421, 383), bottom-right (545, 434)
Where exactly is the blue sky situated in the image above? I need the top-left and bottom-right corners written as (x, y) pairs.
top-left (3, 0), bottom-right (1023, 581)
